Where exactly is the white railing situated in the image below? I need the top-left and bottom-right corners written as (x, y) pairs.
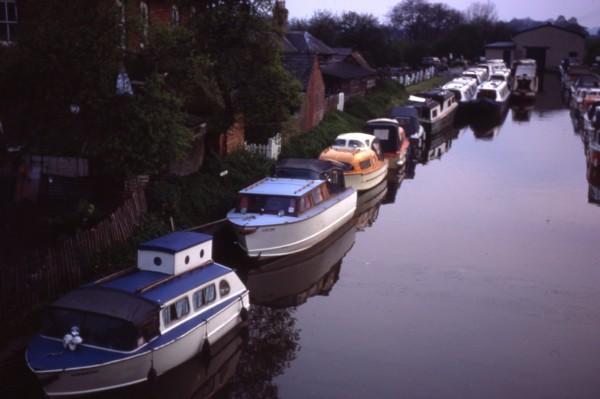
top-left (391, 66), bottom-right (436, 87)
top-left (244, 133), bottom-right (282, 160)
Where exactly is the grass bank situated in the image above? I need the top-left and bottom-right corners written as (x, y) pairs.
top-left (281, 77), bottom-right (448, 159)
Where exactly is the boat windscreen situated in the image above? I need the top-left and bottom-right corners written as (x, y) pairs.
top-left (42, 307), bottom-right (157, 351)
top-left (238, 194), bottom-right (297, 216)
top-left (477, 90), bottom-right (496, 100)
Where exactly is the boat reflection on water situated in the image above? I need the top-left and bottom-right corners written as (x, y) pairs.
top-left (470, 107), bottom-right (509, 140)
top-left (383, 167), bottom-right (405, 205)
top-left (405, 127), bottom-right (459, 180)
top-left (355, 176), bottom-right (388, 231)
top-left (587, 131), bottom-right (600, 206)
top-left (87, 328), bottom-right (245, 399)
top-left (245, 219), bottom-right (356, 308)
top-left (510, 102), bottom-right (534, 122)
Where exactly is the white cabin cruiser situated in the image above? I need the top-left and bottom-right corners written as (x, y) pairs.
top-left (511, 59), bottom-right (539, 98)
top-left (473, 80), bottom-right (511, 115)
top-left (228, 176), bottom-right (356, 258)
top-left (442, 77), bottom-right (478, 108)
top-left (462, 68), bottom-right (487, 85)
top-left (26, 232), bottom-right (250, 397)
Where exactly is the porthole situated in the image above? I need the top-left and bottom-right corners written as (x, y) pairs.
top-left (154, 257), bottom-right (162, 266)
top-left (200, 249), bottom-right (205, 258)
top-left (185, 255), bottom-right (190, 264)
top-left (219, 280), bottom-right (230, 297)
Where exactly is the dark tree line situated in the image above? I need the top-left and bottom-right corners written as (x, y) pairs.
top-left (289, 0), bottom-right (588, 67)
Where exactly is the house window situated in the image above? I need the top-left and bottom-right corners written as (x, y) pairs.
top-left (116, 0), bottom-right (126, 48)
top-left (0, 0), bottom-right (18, 43)
top-left (171, 5), bottom-right (180, 27)
top-left (162, 296), bottom-right (190, 327)
top-left (140, 1), bottom-right (149, 41)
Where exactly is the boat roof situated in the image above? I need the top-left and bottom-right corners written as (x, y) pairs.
top-left (479, 80), bottom-right (507, 91)
top-left (408, 95), bottom-right (438, 109)
top-left (443, 79), bottom-right (476, 90)
top-left (415, 88), bottom-right (454, 101)
top-left (366, 118), bottom-right (399, 126)
top-left (335, 132), bottom-right (374, 143)
top-left (240, 177), bottom-right (323, 197)
top-left (100, 263), bottom-right (232, 305)
top-left (275, 158), bottom-right (348, 175)
top-left (139, 231), bottom-right (212, 254)
top-left (389, 106), bottom-right (418, 119)
top-left (50, 286), bottom-right (158, 326)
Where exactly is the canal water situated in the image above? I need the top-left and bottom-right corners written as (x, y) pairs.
top-left (4, 73), bottom-right (600, 398)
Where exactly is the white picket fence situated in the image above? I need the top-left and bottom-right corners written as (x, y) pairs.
top-left (391, 66), bottom-right (436, 87)
top-left (244, 133), bottom-right (282, 160)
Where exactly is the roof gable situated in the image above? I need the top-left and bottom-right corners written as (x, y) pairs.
top-left (513, 23), bottom-right (586, 39)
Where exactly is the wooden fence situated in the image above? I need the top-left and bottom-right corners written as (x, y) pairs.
top-left (0, 187), bottom-right (147, 322)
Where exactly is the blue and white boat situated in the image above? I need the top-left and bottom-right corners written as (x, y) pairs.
top-left (26, 232), bottom-right (250, 397)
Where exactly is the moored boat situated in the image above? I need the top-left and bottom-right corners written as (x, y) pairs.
top-left (408, 88), bottom-right (458, 134)
top-left (365, 118), bottom-right (410, 168)
top-left (388, 106), bottom-right (426, 143)
top-left (473, 80), bottom-right (511, 115)
top-left (227, 173), bottom-right (357, 258)
top-left (442, 77), bottom-right (478, 109)
top-left (511, 59), bottom-right (539, 98)
top-left (319, 132), bottom-right (388, 191)
top-left (26, 232), bottom-right (250, 397)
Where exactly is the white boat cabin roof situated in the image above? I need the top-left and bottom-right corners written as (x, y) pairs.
top-left (443, 78), bottom-right (476, 90)
top-left (478, 80), bottom-right (508, 91)
top-left (367, 118), bottom-right (399, 126)
top-left (334, 132), bottom-right (375, 149)
top-left (240, 177), bottom-right (324, 198)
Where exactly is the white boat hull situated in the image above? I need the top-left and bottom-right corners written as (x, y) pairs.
top-left (344, 162), bottom-right (388, 192)
top-left (229, 190), bottom-right (357, 258)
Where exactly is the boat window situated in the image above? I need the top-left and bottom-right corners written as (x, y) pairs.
top-left (237, 195), bottom-right (297, 216)
top-left (320, 184), bottom-right (331, 200)
top-left (42, 308), bottom-right (143, 351)
top-left (154, 256), bottom-right (162, 266)
top-left (348, 139), bottom-right (365, 148)
top-left (360, 159), bottom-right (372, 170)
top-left (311, 187), bottom-right (324, 205)
top-left (431, 109), bottom-right (438, 118)
top-left (219, 280), bottom-right (230, 297)
top-left (193, 284), bottom-right (216, 310)
top-left (334, 139), bottom-right (346, 147)
top-left (162, 296), bottom-right (190, 327)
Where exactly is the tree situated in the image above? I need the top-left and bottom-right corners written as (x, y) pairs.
top-left (388, 0), bottom-right (464, 41)
top-left (192, 0), bottom-right (300, 143)
top-left (337, 12), bottom-right (387, 66)
top-left (465, 0), bottom-right (498, 24)
top-left (289, 10), bottom-right (341, 46)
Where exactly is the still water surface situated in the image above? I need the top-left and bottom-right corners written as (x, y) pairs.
top-left (6, 74), bottom-right (600, 398)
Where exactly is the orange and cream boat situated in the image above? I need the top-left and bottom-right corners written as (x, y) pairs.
top-left (319, 133), bottom-right (388, 192)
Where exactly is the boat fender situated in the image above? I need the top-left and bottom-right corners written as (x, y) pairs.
top-left (240, 308), bottom-right (249, 322)
top-left (63, 326), bottom-right (83, 351)
top-left (147, 367), bottom-right (157, 381)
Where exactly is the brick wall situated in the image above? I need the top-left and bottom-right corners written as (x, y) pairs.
top-left (299, 58), bottom-right (326, 132)
top-left (218, 114), bottom-right (245, 156)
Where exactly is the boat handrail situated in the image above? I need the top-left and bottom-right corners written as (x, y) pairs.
top-left (93, 267), bottom-right (137, 285)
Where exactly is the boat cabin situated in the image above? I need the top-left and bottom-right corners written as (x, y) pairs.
top-left (410, 89), bottom-right (456, 121)
top-left (365, 118), bottom-right (406, 156)
top-left (442, 78), bottom-right (478, 103)
top-left (462, 69), bottom-right (486, 85)
top-left (37, 232), bottom-right (245, 353)
top-left (477, 80), bottom-right (510, 102)
top-left (388, 106), bottom-right (421, 137)
top-left (274, 158), bottom-right (348, 194)
top-left (236, 178), bottom-right (334, 217)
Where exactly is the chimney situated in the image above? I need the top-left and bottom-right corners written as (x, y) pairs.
top-left (273, 0), bottom-right (288, 33)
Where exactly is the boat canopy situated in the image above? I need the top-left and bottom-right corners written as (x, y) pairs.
top-left (50, 286), bottom-right (158, 326)
top-left (43, 286), bottom-right (160, 351)
top-left (388, 106), bottom-right (420, 136)
top-left (365, 119), bottom-right (402, 154)
top-left (274, 159), bottom-right (348, 193)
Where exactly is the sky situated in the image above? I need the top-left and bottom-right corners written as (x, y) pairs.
top-left (285, 0), bottom-right (600, 28)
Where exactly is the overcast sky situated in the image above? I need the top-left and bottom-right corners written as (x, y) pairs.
top-left (286, 0), bottom-right (600, 27)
